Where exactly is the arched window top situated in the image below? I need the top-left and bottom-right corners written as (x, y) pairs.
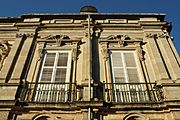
top-left (35, 116), bottom-right (50, 120)
top-left (124, 113), bottom-right (149, 120)
top-left (32, 113), bottom-right (57, 120)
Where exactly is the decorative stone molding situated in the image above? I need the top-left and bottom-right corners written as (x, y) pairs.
top-left (145, 33), bottom-right (157, 38)
top-left (0, 40), bottom-right (11, 70)
top-left (158, 33), bottom-right (167, 38)
top-left (100, 43), bottom-right (109, 61)
top-left (32, 112), bottom-right (58, 120)
top-left (137, 47), bottom-right (145, 61)
top-left (42, 35), bottom-right (70, 46)
top-left (16, 33), bottom-right (35, 38)
top-left (146, 33), bottom-right (169, 39)
top-left (99, 35), bottom-right (140, 47)
top-left (16, 33), bottom-right (24, 38)
top-left (105, 35), bottom-right (131, 47)
top-left (123, 112), bottom-right (149, 120)
top-left (37, 42), bottom-right (46, 60)
top-left (72, 47), bottom-right (78, 61)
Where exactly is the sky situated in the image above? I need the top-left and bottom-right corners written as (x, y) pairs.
top-left (0, 0), bottom-right (179, 54)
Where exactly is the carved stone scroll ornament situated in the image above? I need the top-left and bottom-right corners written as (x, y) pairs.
top-left (43, 35), bottom-right (70, 47)
top-left (107, 35), bottom-right (130, 47)
top-left (0, 41), bottom-right (11, 70)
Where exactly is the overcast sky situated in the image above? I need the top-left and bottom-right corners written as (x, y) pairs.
top-left (0, 0), bottom-right (179, 54)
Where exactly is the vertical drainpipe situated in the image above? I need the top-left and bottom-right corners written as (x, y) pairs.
top-left (88, 14), bottom-right (92, 120)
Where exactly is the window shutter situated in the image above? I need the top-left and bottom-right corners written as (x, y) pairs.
top-left (114, 68), bottom-right (125, 83)
top-left (111, 51), bottom-right (140, 83)
top-left (112, 52), bottom-right (123, 67)
top-left (41, 53), bottom-right (56, 82)
top-left (57, 53), bottom-right (68, 66)
top-left (44, 53), bottom-right (56, 66)
top-left (41, 68), bottom-right (53, 82)
top-left (124, 53), bottom-right (136, 67)
top-left (127, 68), bottom-right (139, 83)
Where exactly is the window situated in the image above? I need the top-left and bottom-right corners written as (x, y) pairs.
top-left (110, 51), bottom-right (145, 102)
top-left (110, 51), bottom-right (140, 83)
top-left (34, 51), bottom-right (72, 102)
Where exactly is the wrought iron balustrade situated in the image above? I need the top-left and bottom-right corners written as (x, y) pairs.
top-left (21, 82), bottom-right (77, 103)
top-left (103, 83), bottom-right (163, 103)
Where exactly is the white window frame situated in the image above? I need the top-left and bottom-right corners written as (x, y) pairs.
top-left (110, 50), bottom-right (143, 102)
top-left (35, 50), bottom-right (72, 102)
top-left (110, 50), bottom-right (142, 83)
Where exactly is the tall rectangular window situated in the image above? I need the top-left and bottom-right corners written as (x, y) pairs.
top-left (34, 51), bottom-right (72, 102)
top-left (110, 51), bottom-right (140, 83)
top-left (110, 51), bottom-right (145, 102)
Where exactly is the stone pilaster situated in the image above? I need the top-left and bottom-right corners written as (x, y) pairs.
top-left (145, 33), bottom-right (169, 81)
top-left (157, 33), bottom-right (180, 80)
top-left (11, 31), bottom-right (37, 82)
top-left (0, 36), bottom-right (25, 83)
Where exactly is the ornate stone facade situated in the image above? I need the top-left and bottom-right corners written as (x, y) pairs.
top-left (0, 6), bottom-right (180, 120)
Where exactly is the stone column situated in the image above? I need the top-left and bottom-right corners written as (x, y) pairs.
top-left (0, 36), bottom-right (26, 83)
top-left (11, 31), bottom-right (37, 83)
top-left (145, 33), bottom-right (169, 81)
top-left (157, 33), bottom-right (180, 80)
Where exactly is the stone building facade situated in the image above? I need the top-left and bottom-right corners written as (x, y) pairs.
top-left (0, 6), bottom-right (180, 120)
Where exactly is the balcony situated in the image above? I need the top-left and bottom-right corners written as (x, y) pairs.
top-left (21, 82), bottom-right (77, 103)
top-left (103, 83), bottom-right (163, 103)
top-left (19, 82), bottom-right (163, 104)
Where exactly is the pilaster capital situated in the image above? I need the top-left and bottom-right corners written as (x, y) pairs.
top-left (157, 33), bottom-right (168, 38)
top-left (16, 33), bottom-right (35, 38)
top-left (145, 33), bottom-right (157, 38)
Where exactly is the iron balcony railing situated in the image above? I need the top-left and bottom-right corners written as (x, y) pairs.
top-left (21, 82), bottom-right (77, 103)
top-left (103, 83), bottom-right (163, 103)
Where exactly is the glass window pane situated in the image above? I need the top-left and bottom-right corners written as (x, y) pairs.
top-left (112, 52), bottom-right (123, 67)
top-left (114, 68), bottom-right (125, 83)
top-left (41, 68), bottom-right (53, 82)
top-left (55, 68), bottom-right (67, 82)
top-left (124, 53), bottom-right (136, 67)
top-left (57, 53), bottom-right (68, 66)
top-left (127, 68), bottom-right (139, 83)
top-left (44, 53), bottom-right (56, 66)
